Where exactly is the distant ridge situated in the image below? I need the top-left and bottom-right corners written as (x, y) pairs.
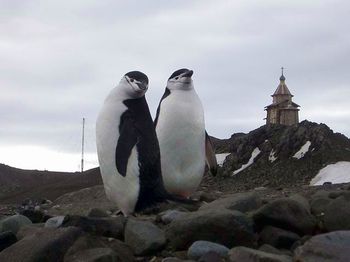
top-left (0, 164), bottom-right (102, 204)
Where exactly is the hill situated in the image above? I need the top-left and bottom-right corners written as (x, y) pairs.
top-left (210, 120), bottom-right (350, 192)
top-left (0, 164), bottom-right (102, 204)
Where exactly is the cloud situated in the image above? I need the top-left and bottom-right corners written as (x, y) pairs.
top-left (1, 0), bottom-right (349, 170)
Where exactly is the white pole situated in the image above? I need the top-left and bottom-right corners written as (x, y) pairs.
top-left (81, 117), bottom-right (85, 173)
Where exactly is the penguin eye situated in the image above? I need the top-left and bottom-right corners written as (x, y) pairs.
top-left (130, 78), bottom-right (134, 82)
top-left (175, 77), bottom-right (179, 80)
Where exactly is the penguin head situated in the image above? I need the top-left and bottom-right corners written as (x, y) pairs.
top-left (167, 68), bottom-right (194, 91)
top-left (120, 71), bottom-right (149, 98)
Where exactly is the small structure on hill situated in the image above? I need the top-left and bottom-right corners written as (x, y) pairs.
top-left (265, 68), bottom-right (300, 126)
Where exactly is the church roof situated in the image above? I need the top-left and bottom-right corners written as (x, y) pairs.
top-left (272, 73), bottom-right (292, 96)
top-left (265, 100), bottom-right (300, 109)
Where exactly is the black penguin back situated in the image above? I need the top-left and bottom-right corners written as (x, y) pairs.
top-left (121, 96), bottom-right (169, 212)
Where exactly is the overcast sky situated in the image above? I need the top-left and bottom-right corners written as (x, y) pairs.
top-left (1, 0), bottom-right (349, 171)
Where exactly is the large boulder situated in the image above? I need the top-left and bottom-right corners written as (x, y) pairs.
top-left (166, 209), bottom-right (255, 250)
top-left (0, 231), bottom-right (17, 252)
top-left (87, 208), bottom-right (110, 218)
top-left (125, 219), bottom-right (166, 256)
top-left (64, 234), bottom-right (133, 262)
top-left (259, 225), bottom-right (300, 249)
top-left (19, 209), bottom-right (49, 223)
top-left (294, 231), bottom-right (350, 262)
top-left (252, 198), bottom-right (316, 235)
top-left (187, 240), bottom-right (229, 260)
top-left (65, 248), bottom-right (118, 262)
top-left (47, 185), bottom-right (116, 216)
top-left (198, 251), bottom-right (225, 262)
top-left (310, 196), bottom-right (332, 216)
top-left (288, 194), bottom-right (310, 212)
top-left (199, 192), bottom-right (262, 213)
top-left (324, 195), bottom-right (350, 231)
top-left (228, 246), bottom-right (292, 262)
top-left (259, 244), bottom-right (285, 255)
top-left (157, 210), bottom-right (187, 225)
top-left (16, 225), bottom-right (43, 240)
top-left (0, 215), bottom-right (32, 234)
top-left (0, 227), bottom-right (82, 262)
top-left (62, 215), bottom-right (125, 239)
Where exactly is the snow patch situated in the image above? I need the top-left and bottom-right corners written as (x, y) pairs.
top-left (310, 161), bottom-right (350, 186)
top-left (269, 150), bottom-right (277, 162)
top-left (216, 153), bottom-right (230, 166)
top-left (293, 141), bottom-right (311, 159)
top-left (232, 147), bottom-right (261, 175)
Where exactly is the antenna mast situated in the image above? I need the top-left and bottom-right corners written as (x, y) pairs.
top-left (81, 117), bottom-right (85, 173)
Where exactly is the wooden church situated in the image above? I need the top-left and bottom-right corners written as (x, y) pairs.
top-left (265, 68), bottom-right (300, 126)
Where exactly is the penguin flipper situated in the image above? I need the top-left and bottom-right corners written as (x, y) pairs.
top-left (205, 131), bottom-right (218, 176)
top-left (154, 88), bottom-right (171, 126)
top-left (115, 111), bottom-right (137, 177)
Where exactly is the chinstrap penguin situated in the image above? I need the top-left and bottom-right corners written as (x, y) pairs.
top-left (155, 68), bottom-right (217, 197)
top-left (96, 71), bottom-right (187, 216)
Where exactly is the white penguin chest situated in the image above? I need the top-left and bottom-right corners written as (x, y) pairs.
top-left (157, 90), bottom-right (204, 140)
top-left (156, 90), bottom-right (206, 196)
top-left (96, 99), bottom-right (140, 215)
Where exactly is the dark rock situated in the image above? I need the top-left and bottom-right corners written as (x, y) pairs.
top-left (19, 209), bottom-right (49, 223)
top-left (64, 234), bottom-right (133, 262)
top-left (328, 190), bottom-right (350, 199)
top-left (0, 226), bottom-right (82, 262)
top-left (228, 246), bottom-right (292, 262)
top-left (310, 196), bottom-right (332, 216)
top-left (166, 209), bottom-right (255, 250)
top-left (158, 210), bottom-right (187, 225)
top-left (87, 208), bottom-right (109, 218)
top-left (45, 216), bottom-right (66, 228)
top-left (252, 198), bottom-right (316, 235)
top-left (125, 218), bottom-right (166, 255)
top-left (199, 192), bottom-right (219, 202)
top-left (162, 258), bottom-right (194, 262)
top-left (324, 195), bottom-right (350, 231)
top-left (290, 235), bottom-right (311, 252)
top-left (258, 244), bottom-right (284, 255)
top-left (16, 225), bottom-right (43, 240)
top-left (65, 247), bottom-right (118, 262)
top-left (288, 194), bottom-right (310, 212)
top-left (47, 185), bottom-right (115, 216)
top-left (190, 191), bottom-right (218, 202)
top-left (198, 251), bottom-right (225, 262)
top-left (259, 225), bottom-right (300, 249)
top-left (294, 231), bottom-right (350, 262)
top-left (0, 215), bottom-right (32, 234)
top-left (0, 231), bottom-right (17, 252)
top-left (187, 240), bottom-right (229, 259)
top-left (311, 190), bottom-right (330, 199)
top-left (62, 215), bottom-right (125, 239)
top-left (199, 192), bottom-right (262, 212)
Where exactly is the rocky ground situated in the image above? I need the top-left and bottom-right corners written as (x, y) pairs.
top-left (1, 120), bottom-right (350, 261)
top-left (1, 177), bottom-right (350, 261)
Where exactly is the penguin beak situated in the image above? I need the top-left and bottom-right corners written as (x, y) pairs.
top-left (182, 70), bottom-right (193, 78)
top-left (137, 82), bottom-right (148, 91)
